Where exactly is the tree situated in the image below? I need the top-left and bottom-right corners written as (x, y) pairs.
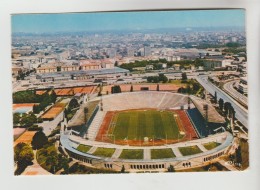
top-left (68, 98), bottom-right (79, 110)
top-left (229, 106), bottom-right (236, 119)
top-left (157, 84), bottom-right (159, 91)
top-left (178, 87), bottom-right (186, 94)
top-left (235, 146), bottom-right (242, 166)
top-left (224, 102), bottom-right (232, 116)
top-left (130, 85), bottom-right (133, 92)
top-left (186, 84), bottom-right (191, 94)
top-left (20, 113), bottom-right (37, 127)
top-left (214, 91), bottom-right (218, 103)
top-left (13, 113), bottom-right (21, 126)
top-left (46, 154), bottom-right (58, 173)
top-left (14, 143), bottom-right (34, 175)
top-left (31, 131), bottom-right (48, 150)
top-left (158, 74), bottom-right (168, 83)
top-left (181, 72), bottom-right (187, 81)
top-left (111, 85), bottom-right (121, 94)
top-left (50, 91), bottom-right (57, 103)
top-left (218, 98), bottom-right (224, 111)
top-left (121, 165), bottom-right (125, 173)
top-left (57, 66), bottom-right (61, 72)
top-left (167, 165), bottom-right (175, 172)
top-left (33, 104), bottom-right (40, 114)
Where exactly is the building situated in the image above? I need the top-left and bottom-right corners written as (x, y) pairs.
top-left (12, 67), bottom-right (23, 77)
top-left (107, 48), bottom-right (117, 58)
top-left (81, 63), bottom-right (101, 70)
top-left (101, 60), bottom-right (114, 69)
top-left (61, 65), bottom-right (79, 72)
top-left (146, 65), bottom-right (154, 70)
top-left (238, 77), bottom-right (248, 95)
top-left (144, 46), bottom-right (151, 56)
top-left (127, 48), bottom-right (135, 57)
top-left (36, 66), bottom-right (57, 73)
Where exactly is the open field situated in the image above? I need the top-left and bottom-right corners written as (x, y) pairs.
top-left (119, 149), bottom-right (143, 159)
top-left (41, 102), bottom-right (66, 120)
top-left (179, 145), bottom-right (203, 156)
top-left (14, 131), bottom-right (36, 147)
top-left (92, 147), bottom-right (115, 157)
top-left (151, 148), bottom-right (176, 159)
top-left (77, 144), bottom-right (92, 153)
top-left (203, 142), bottom-right (221, 150)
top-left (109, 110), bottom-right (182, 140)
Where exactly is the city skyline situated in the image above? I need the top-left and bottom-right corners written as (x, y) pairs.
top-left (12, 9), bottom-right (245, 33)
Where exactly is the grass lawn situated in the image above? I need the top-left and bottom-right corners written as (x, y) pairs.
top-left (77, 144), bottom-right (92, 153)
top-left (110, 110), bottom-right (182, 140)
top-left (151, 148), bottom-right (176, 159)
top-left (67, 162), bottom-right (119, 174)
top-left (178, 162), bottom-right (229, 172)
top-left (179, 145), bottom-right (202, 156)
top-left (203, 142), bottom-right (221, 150)
top-left (170, 79), bottom-right (189, 85)
top-left (119, 149), bottom-right (143, 159)
top-left (240, 139), bottom-right (249, 170)
top-left (92, 147), bottom-right (115, 157)
top-left (37, 145), bottom-right (58, 172)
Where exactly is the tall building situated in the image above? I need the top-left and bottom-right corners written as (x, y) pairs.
top-left (144, 46), bottom-right (151, 56)
top-left (107, 48), bottom-right (117, 58)
top-left (127, 48), bottom-right (135, 57)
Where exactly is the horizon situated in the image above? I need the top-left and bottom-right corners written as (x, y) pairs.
top-left (12, 9), bottom-right (245, 34)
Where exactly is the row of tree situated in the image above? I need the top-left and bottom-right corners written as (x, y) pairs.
top-left (33, 91), bottom-right (57, 114)
top-left (13, 112), bottom-right (39, 127)
top-left (64, 98), bottom-right (80, 121)
top-left (147, 74), bottom-right (168, 83)
top-left (177, 81), bottom-right (202, 95)
top-left (218, 98), bottom-right (236, 119)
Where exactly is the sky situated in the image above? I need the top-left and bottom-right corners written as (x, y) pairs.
top-left (12, 9), bottom-right (245, 33)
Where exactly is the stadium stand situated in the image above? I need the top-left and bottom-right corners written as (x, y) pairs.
top-left (101, 92), bottom-right (188, 111)
top-left (186, 108), bottom-right (225, 138)
top-left (86, 111), bottom-right (106, 140)
top-left (187, 108), bottom-right (207, 137)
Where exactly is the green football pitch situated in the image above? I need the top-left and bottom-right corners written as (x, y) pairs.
top-left (109, 110), bottom-right (182, 140)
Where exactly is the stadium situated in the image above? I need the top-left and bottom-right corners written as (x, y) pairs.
top-left (60, 91), bottom-right (235, 172)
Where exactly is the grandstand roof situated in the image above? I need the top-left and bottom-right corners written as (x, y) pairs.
top-left (36, 67), bottom-right (129, 78)
top-left (190, 96), bottom-right (225, 123)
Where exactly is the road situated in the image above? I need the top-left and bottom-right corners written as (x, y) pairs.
top-left (196, 75), bottom-right (248, 128)
top-left (223, 80), bottom-right (248, 106)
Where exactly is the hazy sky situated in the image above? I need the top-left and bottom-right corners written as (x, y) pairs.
top-left (12, 9), bottom-right (245, 33)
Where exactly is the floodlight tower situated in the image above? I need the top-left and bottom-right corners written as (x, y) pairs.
top-left (100, 94), bottom-right (103, 111)
top-left (204, 90), bottom-right (208, 101)
top-left (188, 95), bottom-right (191, 110)
top-left (203, 104), bottom-right (209, 136)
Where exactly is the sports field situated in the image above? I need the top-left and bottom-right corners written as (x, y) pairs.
top-left (109, 110), bottom-right (183, 141)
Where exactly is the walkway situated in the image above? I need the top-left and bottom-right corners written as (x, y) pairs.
top-left (144, 149), bottom-right (151, 160)
top-left (86, 111), bottom-right (106, 140)
top-left (60, 131), bottom-right (234, 163)
top-left (218, 159), bottom-right (239, 171)
top-left (22, 151), bottom-right (51, 176)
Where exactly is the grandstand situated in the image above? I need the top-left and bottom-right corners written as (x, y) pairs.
top-left (60, 91), bottom-right (234, 172)
top-left (101, 92), bottom-right (188, 111)
top-left (187, 108), bottom-right (226, 138)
